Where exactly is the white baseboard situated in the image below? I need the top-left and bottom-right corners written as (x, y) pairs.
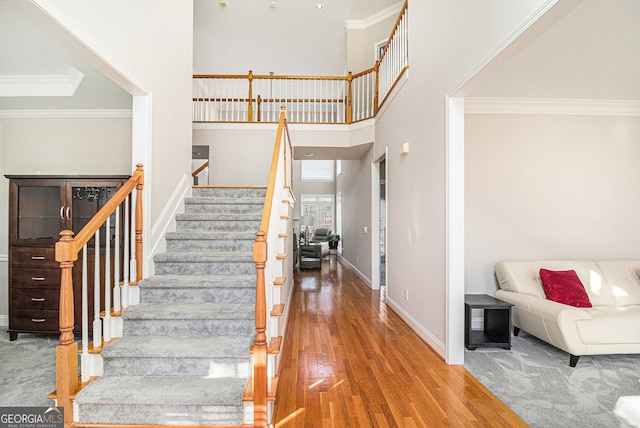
top-left (385, 297), bottom-right (446, 359)
top-left (0, 315), bottom-right (8, 327)
top-left (337, 254), bottom-right (372, 288)
top-left (148, 174), bottom-right (191, 275)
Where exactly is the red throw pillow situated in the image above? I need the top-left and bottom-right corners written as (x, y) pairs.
top-left (539, 268), bottom-right (592, 308)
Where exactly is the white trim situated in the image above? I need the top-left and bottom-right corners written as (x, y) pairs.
top-left (148, 173), bottom-right (191, 275)
top-left (386, 297), bottom-right (446, 358)
top-left (449, 0), bottom-right (562, 96)
top-left (445, 96), bottom-right (465, 365)
top-left (338, 254), bottom-right (372, 288)
top-left (0, 254), bottom-right (7, 263)
top-left (32, 0), bottom-right (147, 96)
top-left (0, 315), bottom-right (8, 327)
top-left (0, 66), bottom-right (84, 97)
top-left (0, 109), bottom-right (132, 119)
top-left (345, 1), bottom-right (404, 30)
top-left (465, 98), bottom-right (640, 116)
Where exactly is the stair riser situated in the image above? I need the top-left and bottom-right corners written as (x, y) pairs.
top-left (76, 403), bottom-right (243, 426)
top-left (123, 319), bottom-right (255, 336)
top-left (185, 203), bottom-right (263, 215)
top-left (193, 187), bottom-right (266, 198)
top-left (166, 239), bottom-right (254, 252)
top-left (154, 261), bottom-right (256, 276)
top-left (140, 288), bottom-right (255, 304)
top-left (176, 220), bottom-right (261, 232)
top-left (103, 357), bottom-right (251, 377)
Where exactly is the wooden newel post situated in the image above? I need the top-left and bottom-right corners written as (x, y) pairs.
top-left (347, 71), bottom-right (353, 124)
top-left (252, 230), bottom-right (268, 427)
top-left (248, 70), bottom-right (254, 122)
top-left (55, 230), bottom-right (79, 426)
top-left (135, 163), bottom-right (144, 284)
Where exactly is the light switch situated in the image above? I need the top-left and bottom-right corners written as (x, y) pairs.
top-left (364, 226), bottom-right (368, 234)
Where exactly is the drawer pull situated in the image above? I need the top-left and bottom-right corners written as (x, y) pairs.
top-left (31, 298), bottom-right (46, 302)
top-left (31, 277), bottom-right (46, 281)
top-left (31, 318), bottom-right (46, 323)
top-left (31, 256), bottom-right (46, 260)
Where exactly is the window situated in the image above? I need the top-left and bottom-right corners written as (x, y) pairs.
top-left (301, 160), bottom-right (334, 182)
top-left (300, 194), bottom-right (334, 233)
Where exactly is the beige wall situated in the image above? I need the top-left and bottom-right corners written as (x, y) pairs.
top-left (46, 0), bottom-right (194, 227)
top-left (346, 15), bottom-right (398, 73)
top-left (465, 114), bottom-right (640, 295)
top-left (0, 116), bottom-right (132, 323)
top-left (372, 0), bottom-right (549, 356)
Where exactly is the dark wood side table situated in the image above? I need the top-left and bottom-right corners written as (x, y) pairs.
top-left (465, 294), bottom-right (513, 350)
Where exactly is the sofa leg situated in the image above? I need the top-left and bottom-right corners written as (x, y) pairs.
top-left (569, 354), bottom-right (580, 367)
top-left (513, 326), bottom-right (520, 336)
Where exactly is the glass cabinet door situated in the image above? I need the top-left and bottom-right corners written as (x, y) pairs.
top-left (12, 180), bottom-right (65, 243)
top-left (68, 181), bottom-right (123, 242)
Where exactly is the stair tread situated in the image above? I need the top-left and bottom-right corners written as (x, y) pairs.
top-left (122, 302), bottom-right (255, 320)
top-left (75, 375), bottom-right (248, 406)
top-left (176, 213), bottom-right (262, 220)
top-left (165, 231), bottom-right (256, 240)
top-left (154, 251), bottom-right (254, 262)
top-left (102, 335), bottom-right (253, 359)
top-left (185, 197), bottom-right (264, 204)
top-left (139, 274), bottom-right (255, 289)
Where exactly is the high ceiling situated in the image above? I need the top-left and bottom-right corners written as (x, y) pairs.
top-left (0, 0), bottom-right (638, 113)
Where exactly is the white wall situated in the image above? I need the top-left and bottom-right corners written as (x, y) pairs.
top-left (0, 116), bottom-right (132, 324)
top-left (465, 113), bottom-right (640, 294)
top-left (372, 0), bottom-right (549, 358)
top-left (346, 14), bottom-right (397, 73)
top-left (44, 0), bottom-right (194, 227)
top-left (193, 126), bottom-right (278, 186)
top-left (335, 150), bottom-right (374, 283)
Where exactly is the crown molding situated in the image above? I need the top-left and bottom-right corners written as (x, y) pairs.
top-left (465, 98), bottom-right (640, 116)
top-left (0, 109), bottom-right (132, 119)
top-left (345, 1), bottom-right (403, 30)
top-left (0, 66), bottom-right (84, 97)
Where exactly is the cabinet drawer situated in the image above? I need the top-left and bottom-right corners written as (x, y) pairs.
top-left (10, 309), bottom-right (58, 332)
top-left (11, 247), bottom-right (57, 268)
top-left (11, 289), bottom-right (59, 310)
top-left (11, 268), bottom-right (60, 289)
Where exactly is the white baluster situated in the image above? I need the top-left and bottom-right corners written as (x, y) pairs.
top-left (113, 206), bottom-right (121, 313)
top-left (81, 245), bottom-right (89, 382)
top-left (93, 230), bottom-right (102, 349)
top-left (103, 216), bottom-right (111, 342)
top-left (130, 193), bottom-right (137, 284)
top-left (122, 196), bottom-right (130, 308)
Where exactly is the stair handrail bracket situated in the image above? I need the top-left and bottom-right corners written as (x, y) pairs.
top-left (252, 107), bottom-right (291, 427)
top-left (54, 164), bottom-right (144, 426)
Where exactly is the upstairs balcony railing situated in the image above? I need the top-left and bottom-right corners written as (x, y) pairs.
top-left (193, 1), bottom-right (408, 124)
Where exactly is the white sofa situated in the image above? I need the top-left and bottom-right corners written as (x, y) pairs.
top-left (495, 260), bottom-right (640, 366)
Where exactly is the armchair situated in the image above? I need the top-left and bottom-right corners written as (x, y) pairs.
top-left (311, 228), bottom-right (331, 257)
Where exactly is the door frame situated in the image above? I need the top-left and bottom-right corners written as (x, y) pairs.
top-left (371, 149), bottom-right (387, 292)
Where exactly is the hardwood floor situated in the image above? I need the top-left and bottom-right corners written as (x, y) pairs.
top-left (273, 258), bottom-right (527, 428)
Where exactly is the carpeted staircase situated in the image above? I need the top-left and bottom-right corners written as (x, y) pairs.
top-left (74, 186), bottom-right (265, 426)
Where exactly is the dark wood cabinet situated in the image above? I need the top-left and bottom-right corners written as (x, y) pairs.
top-left (6, 175), bottom-right (129, 340)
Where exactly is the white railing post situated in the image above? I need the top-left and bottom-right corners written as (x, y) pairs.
top-left (81, 244), bottom-right (89, 382)
top-left (122, 196), bottom-right (130, 308)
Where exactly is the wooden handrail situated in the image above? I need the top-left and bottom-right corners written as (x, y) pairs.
top-left (193, 1), bottom-right (408, 125)
top-left (377, 0), bottom-right (408, 64)
top-left (55, 164), bottom-right (144, 426)
top-left (252, 107), bottom-right (288, 427)
top-left (192, 160), bottom-right (209, 177)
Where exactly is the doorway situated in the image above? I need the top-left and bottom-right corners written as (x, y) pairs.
top-left (379, 159), bottom-right (387, 300)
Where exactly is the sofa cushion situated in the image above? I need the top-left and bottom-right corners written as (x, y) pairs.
top-left (577, 306), bottom-right (640, 344)
top-left (496, 260), bottom-right (616, 306)
top-left (539, 269), bottom-right (592, 308)
top-left (595, 260), bottom-right (640, 306)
